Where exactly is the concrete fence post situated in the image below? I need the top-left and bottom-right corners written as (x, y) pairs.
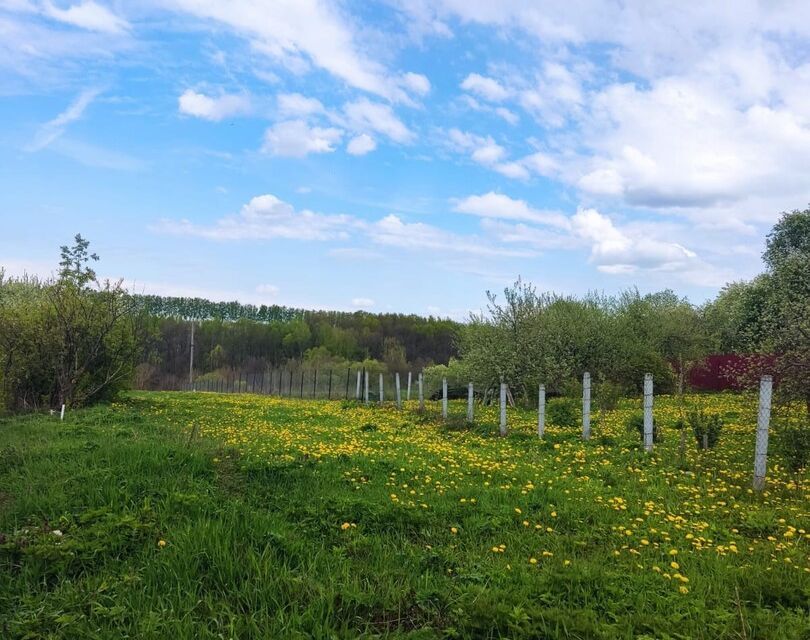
top-left (355, 370), bottom-right (362, 400)
top-left (395, 372), bottom-right (401, 409)
top-left (499, 382), bottom-right (507, 437)
top-left (753, 375), bottom-right (772, 491)
top-left (418, 372), bottom-right (424, 411)
top-left (364, 370), bottom-right (369, 405)
top-left (538, 384), bottom-right (545, 438)
top-left (60, 404), bottom-right (65, 421)
top-left (442, 377), bottom-right (448, 419)
top-left (643, 373), bottom-right (654, 452)
top-left (467, 382), bottom-right (474, 422)
top-left (407, 371), bottom-right (412, 401)
top-left (379, 373), bottom-right (384, 405)
top-left (582, 372), bottom-right (591, 440)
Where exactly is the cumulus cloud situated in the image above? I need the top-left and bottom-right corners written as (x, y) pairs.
top-left (262, 120), bottom-right (343, 157)
top-left (460, 73), bottom-right (509, 101)
top-left (454, 192), bottom-right (569, 228)
top-left (401, 72), bottom-right (431, 96)
top-left (178, 89), bottom-right (251, 121)
top-left (154, 193), bottom-right (355, 241)
top-left (343, 99), bottom-right (413, 143)
top-left (571, 207), bottom-right (698, 274)
top-left (351, 297), bottom-right (374, 308)
top-left (346, 133), bottom-right (376, 155)
top-left (277, 92), bottom-right (325, 117)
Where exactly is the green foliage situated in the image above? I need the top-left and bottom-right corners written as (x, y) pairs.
top-left (688, 410), bottom-right (723, 449)
top-left (625, 412), bottom-right (660, 443)
top-left (595, 381), bottom-right (624, 411)
top-left (457, 280), bottom-right (707, 402)
top-left (776, 422), bottom-right (810, 473)
top-left (546, 397), bottom-right (579, 428)
top-left (0, 237), bottom-right (140, 411)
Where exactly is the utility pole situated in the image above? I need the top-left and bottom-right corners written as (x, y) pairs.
top-left (189, 320), bottom-right (195, 391)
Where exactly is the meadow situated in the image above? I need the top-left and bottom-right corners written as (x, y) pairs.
top-left (1, 391), bottom-right (808, 639)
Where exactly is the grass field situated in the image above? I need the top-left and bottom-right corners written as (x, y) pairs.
top-left (1, 391), bottom-right (808, 639)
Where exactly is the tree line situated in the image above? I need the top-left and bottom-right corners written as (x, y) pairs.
top-left (0, 207), bottom-right (808, 416)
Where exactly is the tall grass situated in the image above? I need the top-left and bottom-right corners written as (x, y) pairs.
top-left (1, 392), bottom-right (807, 638)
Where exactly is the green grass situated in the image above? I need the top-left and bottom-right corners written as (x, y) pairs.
top-left (1, 391), bottom-right (808, 639)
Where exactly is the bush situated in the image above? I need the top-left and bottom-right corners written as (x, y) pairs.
top-left (688, 410), bottom-right (723, 449)
top-left (595, 381), bottom-right (624, 411)
top-left (546, 397), bottom-right (579, 428)
top-left (776, 422), bottom-right (810, 473)
top-left (625, 412), bottom-right (659, 443)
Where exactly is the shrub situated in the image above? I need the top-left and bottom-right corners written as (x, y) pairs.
top-left (625, 412), bottom-right (659, 443)
top-left (546, 397), bottom-right (579, 428)
top-left (688, 410), bottom-right (723, 449)
top-left (595, 381), bottom-right (624, 412)
top-left (776, 422), bottom-right (810, 473)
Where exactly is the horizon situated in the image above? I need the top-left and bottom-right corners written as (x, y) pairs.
top-left (3, 2), bottom-right (810, 320)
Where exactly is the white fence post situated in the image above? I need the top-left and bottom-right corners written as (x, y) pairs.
top-left (582, 372), bottom-right (591, 440)
top-left (442, 377), bottom-right (448, 419)
top-left (643, 373), bottom-right (654, 452)
top-left (753, 375), bottom-right (773, 491)
top-left (60, 404), bottom-right (65, 421)
top-left (418, 372), bottom-right (424, 411)
top-left (395, 372), bottom-right (401, 409)
top-left (364, 370), bottom-right (369, 405)
top-left (499, 382), bottom-right (507, 437)
top-left (355, 370), bottom-right (361, 400)
top-left (467, 382), bottom-right (474, 422)
top-left (379, 373), bottom-right (384, 405)
top-left (538, 384), bottom-right (545, 438)
top-left (407, 371), bottom-right (412, 401)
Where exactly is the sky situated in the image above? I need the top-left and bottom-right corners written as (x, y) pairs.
top-left (2, 1), bottom-right (810, 319)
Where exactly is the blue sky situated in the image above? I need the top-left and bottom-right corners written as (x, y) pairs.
top-left (2, 1), bottom-right (810, 318)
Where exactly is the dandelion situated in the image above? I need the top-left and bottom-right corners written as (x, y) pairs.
top-left (450, 527), bottom-right (458, 534)
top-left (158, 539), bottom-right (167, 548)
top-left (340, 522), bottom-right (351, 530)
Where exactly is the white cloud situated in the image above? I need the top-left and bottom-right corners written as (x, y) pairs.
top-left (460, 72), bottom-right (509, 101)
top-left (262, 120), bottom-right (343, 157)
top-left (343, 98), bottom-right (413, 143)
top-left (454, 192), bottom-right (570, 228)
top-left (167, 0), bottom-right (417, 101)
top-left (351, 297), bottom-right (374, 308)
top-left (255, 283), bottom-right (280, 296)
top-left (346, 133), bottom-right (376, 155)
top-left (277, 92), bottom-right (325, 117)
top-left (470, 140), bottom-right (505, 165)
top-left (369, 214), bottom-right (532, 257)
top-left (26, 87), bottom-right (100, 151)
top-left (178, 89), bottom-right (251, 121)
top-left (571, 207), bottom-right (699, 275)
top-left (155, 193), bottom-right (355, 241)
top-left (42, 0), bottom-right (129, 34)
top-left (401, 71), bottom-right (430, 96)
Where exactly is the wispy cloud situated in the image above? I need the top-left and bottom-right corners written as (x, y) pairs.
top-left (26, 88), bottom-right (100, 151)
